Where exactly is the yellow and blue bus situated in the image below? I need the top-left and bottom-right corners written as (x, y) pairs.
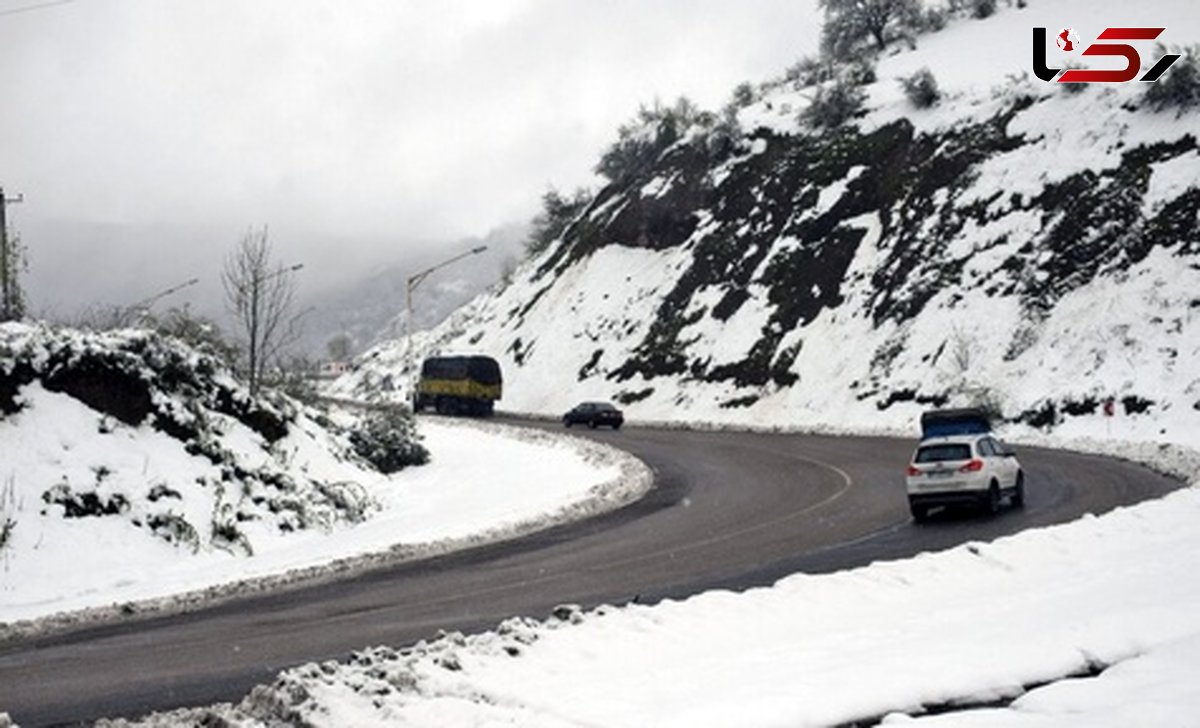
top-left (413, 355), bottom-right (502, 416)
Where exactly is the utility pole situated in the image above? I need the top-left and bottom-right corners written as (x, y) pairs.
top-left (0, 187), bottom-right (26, 322)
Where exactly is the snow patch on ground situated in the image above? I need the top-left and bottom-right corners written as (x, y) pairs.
top-left (0, 416), bottom-right (650, 641)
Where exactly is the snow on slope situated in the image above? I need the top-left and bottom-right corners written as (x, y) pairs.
top-left (0, 324), bottom-right (650, 633)
top-left (333, 0), bottom-right (1200, 449)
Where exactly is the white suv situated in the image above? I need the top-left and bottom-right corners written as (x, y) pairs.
top-left (905, 434), bottom-right (1025, 522)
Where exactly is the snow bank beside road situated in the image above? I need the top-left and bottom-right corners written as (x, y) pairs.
top-left (0, 416), bottom-right (650, 636)
top-left (119, 441), bottom-right (1200, 728)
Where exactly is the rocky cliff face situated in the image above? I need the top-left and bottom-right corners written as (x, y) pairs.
top-left (336, 8), bottom-right (1200, 443)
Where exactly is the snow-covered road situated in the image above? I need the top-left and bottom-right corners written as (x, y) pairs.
top-left (2, 416), bottom-right (1193, 727)
top-left (92, 436), bottom-right (1200, 728)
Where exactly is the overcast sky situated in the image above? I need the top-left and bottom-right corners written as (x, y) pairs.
top-left (0, 0), bottom-right (821, 317)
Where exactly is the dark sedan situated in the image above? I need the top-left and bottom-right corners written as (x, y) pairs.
top-left (563, 401), bottom-right (624, 430)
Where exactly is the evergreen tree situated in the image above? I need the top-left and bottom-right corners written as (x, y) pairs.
top-left (527, 187), bottom-right (592, 256)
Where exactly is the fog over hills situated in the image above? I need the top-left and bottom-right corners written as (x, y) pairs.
top-left (295, 223), bottom-right (527, 360)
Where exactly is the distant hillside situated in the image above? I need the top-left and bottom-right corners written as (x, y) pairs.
top-left (334, 2), bottom-right (1200, 445)
top-left (294, 223), bottom-right (527, 360)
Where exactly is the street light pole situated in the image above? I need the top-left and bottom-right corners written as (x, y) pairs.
top-left (127, 277), bottom-right (200, 324)
top-left (404, 245), bottom-right (487, 406)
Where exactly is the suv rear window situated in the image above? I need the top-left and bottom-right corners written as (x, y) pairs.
top-left (915, 444), bottom-right (973, 463)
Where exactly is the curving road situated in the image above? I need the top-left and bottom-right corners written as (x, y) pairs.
top-left (0, 422), bottom-right (1183, 725)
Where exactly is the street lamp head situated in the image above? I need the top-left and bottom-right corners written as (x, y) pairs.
top-left (471, 245), bottom-right (488, 255)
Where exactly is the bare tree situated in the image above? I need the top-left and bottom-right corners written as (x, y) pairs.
top-left (222, 228), bottom-right (303, 395)
top-left (819, 0), bottom-right (920, 59)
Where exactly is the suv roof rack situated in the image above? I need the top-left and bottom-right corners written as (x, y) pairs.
top-left (919, 407), bottom-right (991, 440)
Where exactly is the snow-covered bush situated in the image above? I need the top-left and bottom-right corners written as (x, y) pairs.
top-left (843, 57), bottom-right (877, 87)
top-left (802, 76), bottom-right (867, 128)
top-left (0, 322), bottom-right (396, 558)
top-left (914, 5), bottom-right (948, 33)
top-left (784, 55), bottom-right (835, 89)
top-left (147, 512), bottom-right (200, 552)
top-left (964, 0), bottom-right (995, 19)
top-left (729, 81), bottom-right (758, 109)
top-left (1145, 46), bottom-right (1200, 112)
top-left (42, 481), bottom-right (129, 518)
top-left (900, 67), bottom-right (940, 107)
top-left (0, 323), bottom-right (293, 442)
top-left (595, 97), bottom-right (702, 183)
top-left (348, 407), bottom-right (430, 474)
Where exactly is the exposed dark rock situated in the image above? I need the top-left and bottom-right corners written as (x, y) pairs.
top-left (614, 388), bottom-right (654, 405)
top-left (1062, 397), bottom-right (1099, 416)
top-left (1121, 396), bottom-right (1153, 415)
top-left (530, 93), bottom-right (1197, 403)
top-left (1018, 400), bottom-right (1060, 430)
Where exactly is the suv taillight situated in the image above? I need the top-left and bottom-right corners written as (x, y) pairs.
top-left (959, 459), bottom-right (984, 473)
top-left (906, 465), bottom-right (921, 477)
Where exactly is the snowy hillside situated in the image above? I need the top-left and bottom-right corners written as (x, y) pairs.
top-left (294, 223), bottom-right (527, 360)
top-left (0, 323), bottom-right (648, 629)
top-left (334, 0), bottom-right (1200, 447)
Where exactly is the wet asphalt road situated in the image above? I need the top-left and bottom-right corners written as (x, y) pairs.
top-left (0, 420), bottom-right (1182, 725)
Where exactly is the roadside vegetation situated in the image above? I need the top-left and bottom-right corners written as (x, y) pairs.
top-left (349, 406), bottom-right (431, 474)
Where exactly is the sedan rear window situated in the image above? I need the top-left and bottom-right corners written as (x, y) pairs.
top-left (915, 444), bottom-right (972, 463)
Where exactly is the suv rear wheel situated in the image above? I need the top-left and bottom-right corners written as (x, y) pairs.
top-left (1012, 472), bottom-right (1026, 508)
top-left (985, 481), bottom-right (1002, 515)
